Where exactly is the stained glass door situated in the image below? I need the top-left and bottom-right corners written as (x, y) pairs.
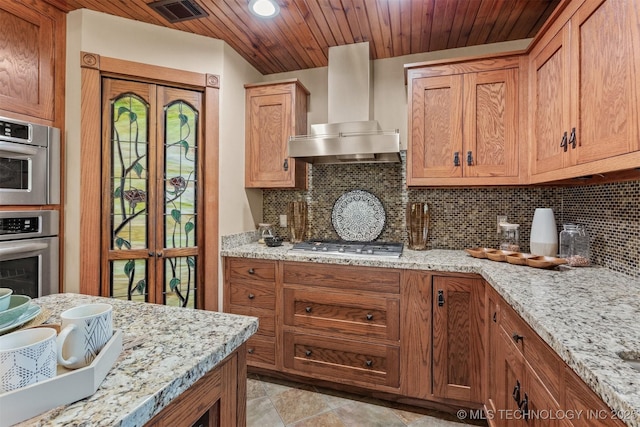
top-left (101, 78), bottom-right (203, 308)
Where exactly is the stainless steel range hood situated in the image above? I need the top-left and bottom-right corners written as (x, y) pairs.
top-left (287, 43), bottom-right (401, 164)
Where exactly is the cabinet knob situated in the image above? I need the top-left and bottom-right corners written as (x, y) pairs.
top-left (283, 158), bottom-right (289, 171)
top-left (560, 131), bottom-right (568, 152)
top-left (248, 293), bottom-right (255, 300)
top-left (453, 151), bottom-right (460, 166)
top-left (305, 349), bottom-right (312, 357)
top-left (248, 268), bottom-right (255, 275)
top-left (248, 348), bottom-right (254, 354)
top-left (366, 313), bottom-right (373, 321)
top-left (569, 127), bottom-right (577, 149)
top-left (365, 360), bottom-right (373, 367)
top-left (148, 251), bottom-right (154, 257)
top-left (305, 306), bottom-right (312, 313)
top-left (466, 150), bottom-right (473, 166)
top-left (512, 333), bottom-right (524, 343)
top-left (156, 251), bottom-right (163, 258)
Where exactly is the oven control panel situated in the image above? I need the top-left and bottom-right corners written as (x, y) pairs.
top-left (0, 216), bottom-right (39, 235)
top-left (0, 119), bottom-right (30, 141)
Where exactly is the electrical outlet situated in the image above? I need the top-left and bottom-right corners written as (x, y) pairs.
top-left (279, 214), bottom-right (287, 228)
top-left (497, 215), bottom-right (507, 233)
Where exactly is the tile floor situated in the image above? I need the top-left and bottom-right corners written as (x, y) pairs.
top-left (247, 374), bottom-right (486, 427)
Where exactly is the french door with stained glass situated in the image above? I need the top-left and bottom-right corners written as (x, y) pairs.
top-left (101, 78), bottom-right (203, 308)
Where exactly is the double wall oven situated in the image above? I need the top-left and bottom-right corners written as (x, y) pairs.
top-left (0, 116), bottom-right (61, 297)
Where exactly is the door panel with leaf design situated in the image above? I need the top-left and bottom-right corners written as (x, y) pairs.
top-left (102, 78), bottom-right (203, 308)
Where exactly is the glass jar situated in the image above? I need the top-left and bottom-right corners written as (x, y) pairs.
top-left (257, 223), bottom-right (274, 244)
top-left (559, 224), bottom-right (590, 266)
top-left (499, 223), bottom-right (520, 252)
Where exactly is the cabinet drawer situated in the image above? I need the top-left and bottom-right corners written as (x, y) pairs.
top-left (283, 332), bottom-right (399, 388)
top-left (501, 304), bottom-right (561, 403)
top-left (228, 305), bottom-right (275, 337)
top-left (283, 262), bottom-right (400, 293)
top-left (226, 258), bottom-right (276, 282)
top-left (246, 336), bottom-right (276, 367)
top-left (228, 282), bottom-right (275, 310)
top-left (283, 288), bottom-right (399, 341)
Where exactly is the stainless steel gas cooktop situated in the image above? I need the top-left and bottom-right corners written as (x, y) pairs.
top-left (290, 240), bottom-right (403, 258)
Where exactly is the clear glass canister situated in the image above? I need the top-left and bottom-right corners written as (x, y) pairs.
top-left (559, 224), bottom-right (590, 266)
top-left (499, 223), bottom-right (520, 252)
top-left (257, 223), bottom-right (274, 244)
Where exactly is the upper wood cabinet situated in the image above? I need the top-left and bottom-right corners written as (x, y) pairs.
top-left (0, 0), bottom-right (65, 124)
top-left (529, 0), bottom-right (640, 183)
top-left (406, 57), bottom-right (524, 186)
top-left (244, 79), bottom-right (309, 189)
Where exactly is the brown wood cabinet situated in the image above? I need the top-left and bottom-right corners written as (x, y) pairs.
top-left (529, 0), bottom-right (640, 183)
top-left (282, 261), bottom-right (401, 391)
top-left (432, 275), bottom-right (486, 403)
top-left (244, 79), bottom-right (309, 189)
top-left (487, 286), bottom-right (625, 427)
top-left (223, 258), bottom-right (278, 370)
top-left (406, 57), bottom-right (523, 186)
top-left (145, 346), bottom-right (246, 427)
top-left (0, 0), bottom-right (65, 125)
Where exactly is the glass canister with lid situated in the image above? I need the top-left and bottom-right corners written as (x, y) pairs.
top-left (559, 223), bottom-right (590, 266)
top-left (257, 223), bottom-right (274, 244)
top-left (499, 223), bottom-right (520, 252)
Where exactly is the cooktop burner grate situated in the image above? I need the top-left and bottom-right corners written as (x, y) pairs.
top-left (290, 240), bottom-right (403, 258)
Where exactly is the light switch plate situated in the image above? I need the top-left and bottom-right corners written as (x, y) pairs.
top-left (279, 215), bottom-right (287, 228)
top-left (497, 215), bottom-right (507, 233)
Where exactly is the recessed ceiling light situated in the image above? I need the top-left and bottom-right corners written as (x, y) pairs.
top-left (249, 0), bottom-right (280, 18)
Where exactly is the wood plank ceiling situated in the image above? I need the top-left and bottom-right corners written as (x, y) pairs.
top-left (46, 0), bottom-right (561, 75)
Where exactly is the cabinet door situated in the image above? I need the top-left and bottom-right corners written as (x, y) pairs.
top-left (495, 328), bottom-right (526, 427)
top-left (486, 288), bottom-right (501, 415)
top-left (524, 363), bottom-right (561, 427)
top-left (432, 276), bottom-right (485, 403)
top-left (0, 1), bottom-right (59, 122)
top-left (408, 75), bottom-right (463, 182)
top-left (570, 0), bottom-right (640, 165)
top-left (530, 27), bottom-right (571, 176)
top-left (244, 82), bottom-right (308, 189)
top-left (464, 68), bottom-right (518, 178)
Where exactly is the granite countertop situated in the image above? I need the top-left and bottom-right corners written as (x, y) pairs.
top-left (222, 242), bottom-right (640, 426)
top-left (18, 293), bottom-right (258, 427)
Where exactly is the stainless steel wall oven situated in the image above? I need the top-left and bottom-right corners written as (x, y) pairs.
top-left (0, 210), bottom-right (59, 297)
top-left (0, 116), bottom-right (60, 206)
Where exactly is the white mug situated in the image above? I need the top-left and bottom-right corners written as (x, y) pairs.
top-left (57, 303), bottom-right (113, 369)
top-left (0, 327), bottom-right (58, 392)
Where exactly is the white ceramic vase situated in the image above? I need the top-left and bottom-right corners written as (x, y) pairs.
top-left (530, 208), bottom-right (558, 256)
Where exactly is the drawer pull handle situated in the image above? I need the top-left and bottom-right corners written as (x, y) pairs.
top-left (467, 150), bottom-right (473, 166)
top-left (248, 268), bottom-right (255, 274)
top-left (560, 131), bottom-right (568, 152)
top-left (512, 380), bottom-right (521, 404)
top-left (248, 293), bottom-right (255, 300)
top-left (492, 312), bottom-right (497, 323)
top-left (305, 306), bottom-right (312, 313)
top-left (519, 393), bottom-right (529, 420)
top-left (437, 290), bottom-right (445, 307)
top-left (305, 349), bottom-right (312, 357)
top-left (366, 314), bottom-right (373, 321)
top-left (512, 333), bottom-right (524, 343)
top-left (569, 127), bottom-right (577, 149)
top-left (248, 348), bottom-right (254, 354)
top-left (453, 151), bottom-right (460, 166)
top-left (365, 360), bottom-right (373, 367)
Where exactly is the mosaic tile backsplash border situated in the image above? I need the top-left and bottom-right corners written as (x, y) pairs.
top-left (262, 155), bottom-right (639, 278)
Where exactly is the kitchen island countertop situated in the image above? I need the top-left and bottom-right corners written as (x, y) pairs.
top-left (222, 242), bottom-right (640, 427)
top-left (15, 293), bottom-right (258, 427)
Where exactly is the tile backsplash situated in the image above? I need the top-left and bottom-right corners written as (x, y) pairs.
top-left (263, 154), bottom-right (639, 277)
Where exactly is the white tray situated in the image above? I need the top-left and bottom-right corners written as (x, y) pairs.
top-left (0, 329), bottom-right (123, 427)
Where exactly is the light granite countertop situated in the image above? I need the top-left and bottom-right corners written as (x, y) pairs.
top-left (222, 242), bottom-right (640, 426)
top-left (16, 293), bottom-right (258, 427)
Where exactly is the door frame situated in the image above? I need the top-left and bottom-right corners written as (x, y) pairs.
top-left (79, 52), bottom-right (220, 310)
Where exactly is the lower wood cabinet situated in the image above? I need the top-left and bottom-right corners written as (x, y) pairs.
top-left (432, 275), bottom-right (486, 403)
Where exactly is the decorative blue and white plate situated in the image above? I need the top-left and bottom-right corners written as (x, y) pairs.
top-left (331, 190), bottom-right (386, 242)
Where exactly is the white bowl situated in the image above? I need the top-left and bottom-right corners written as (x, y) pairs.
top-left (0, 288), bottom-right (13, 312)
top-left (0, 295), bottom-right (31, 326)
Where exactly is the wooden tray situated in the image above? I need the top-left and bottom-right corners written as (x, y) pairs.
top-left (526, 256), bottom-right (568, 269)
top-left (506, 253), bottom-right (535, 266)
top-left (0, 330), bottom-right (122, 427)
top-left (486, 250), bottom-right (517, 262)
top-left (464, 247), bottom-right (497, 259)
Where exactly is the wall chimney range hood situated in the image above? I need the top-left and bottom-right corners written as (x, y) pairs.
top-left (287, 43), bottom-right (401, 164)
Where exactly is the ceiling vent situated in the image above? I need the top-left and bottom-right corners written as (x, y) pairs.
top-left (148, 0), bottom-right (208, 23)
